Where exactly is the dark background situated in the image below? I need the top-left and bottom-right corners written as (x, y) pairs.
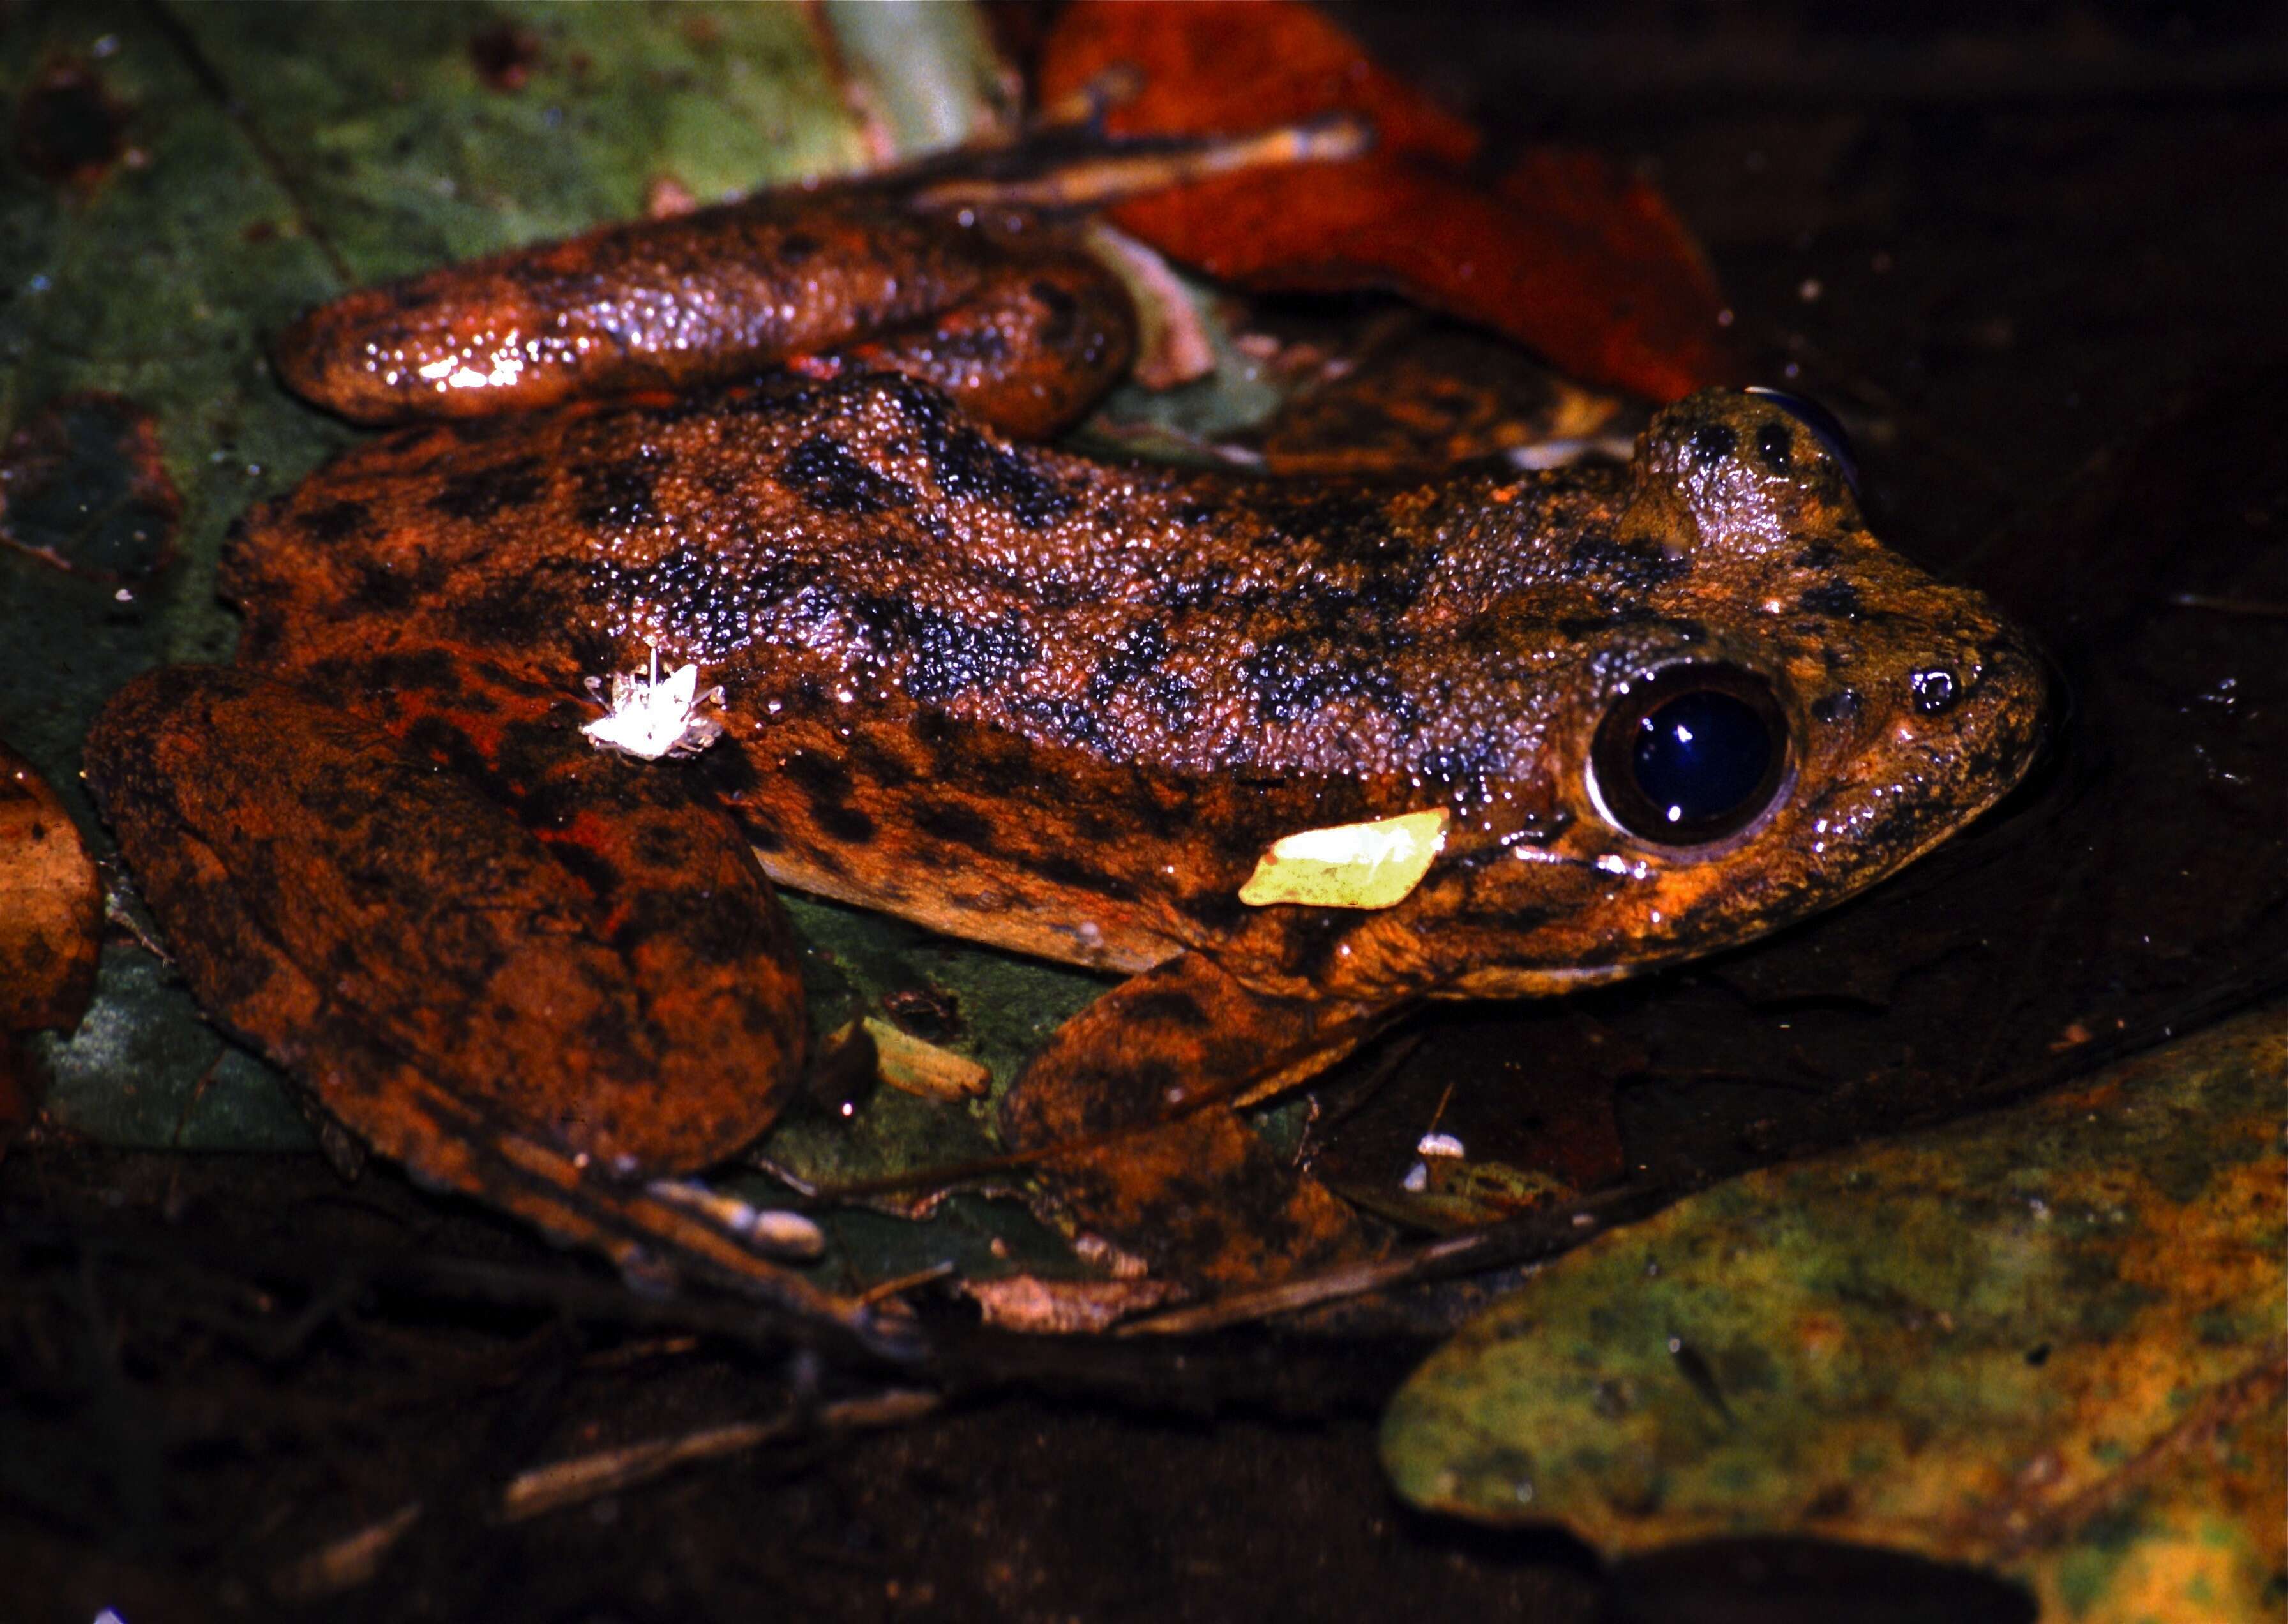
top-left (8, 3), bottom-right (2287, 1620)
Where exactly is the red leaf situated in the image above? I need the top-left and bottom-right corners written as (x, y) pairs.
top-left (1039, 1), bottom-right (1740, 400)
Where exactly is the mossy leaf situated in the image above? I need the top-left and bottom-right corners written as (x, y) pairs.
top-left (1382, 1004), bottom-right (2288, 1623)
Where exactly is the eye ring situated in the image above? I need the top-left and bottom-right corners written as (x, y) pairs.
top-left (1745, 386), bottom-right (1861, 498)
top-left (1588, 663), bottom-right (1795, 848)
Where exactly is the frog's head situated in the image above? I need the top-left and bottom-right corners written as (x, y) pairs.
top-left (1429, 388), bottom-right (2050, 997)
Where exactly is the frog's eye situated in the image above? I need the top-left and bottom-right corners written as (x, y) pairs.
top-left (1744, 386), bottom-right (1860, 497)
top-left (1590, 663), bottom-right (1793, 846)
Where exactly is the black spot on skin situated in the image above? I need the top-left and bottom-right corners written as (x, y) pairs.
top-left (428, 456), bottom-right (548, 522)
top-left (619, 883), bottom-right (763, 966)
top-left (785, 677), bottom-right (836, 720)
top-left (1799, 580), bottom-right (1864, 620)
top-left (575, 455), bottom-right (658, 530)
top-left (940, 429), bottom-right (1074, 528)
top-left (348, 560), bottom-right (418, 617)
top-left (1756, 421), bottom-right (1793, 472)
top-left (778, 433), bottom-right (917, 516)
top-left (1567, 534), bottom-right (1688, 589)
top-left (845, 735), bottom-right (915, 789)
top-left (1476, 903), bottom-right (1560, 936)
top-left (435, 570), bottom-right (566, 654)
top-left (1793, 541), bottom-right (1840, 569)
top-left (1690, 423), bottom-right (1737, 465)
top-left (366, 645), bottom-right (465, 695)
top-left (300, 498), bottom-right (377, 544)
top-left (777, 231), bottom-right (820, 264)
top-left (1277, 910), bottom-right (1353, 982)
top-left (1244, 633), bottom-right (1416, 726)
top-left (1176, 886), bottom-right (1250, 935)
top-left (551, 839), bottom-right (623, 899)
top-left (1009, 691), bottom-right (1109, 753)
top-left (744, 822), bottom-right (786, 852)
top-left (1061, 1057), bottom-right (1182, 1138)
top-left (635, 820), bottom-right (689, 870)
top-left (781, 749), bottom-right (853, 805)
top-left (1087, 620), bottom-right (1188, 716)
top-left (1073, 806), bottom-right (1127, 846)
top-left (881, 375), bottom-right (1076, 529)
top-left (1810, 689), bottom-right (1863, 724)
top-left (916, 801), bottom-right (998, 852)
top-left (813, 802), bottom-right (878, 845)
top-left (926, 723), bottom-right (1036, 801)
top-left (1119, 769), bottom-right (1195, 846)
top-left (853, 595), bottom-right (1037, 703)
top-left (873, 370), bottom-right (944, 430)
top-left (1122, 989), bottom-right (1210, 1030)
top-left (1418, 734), bottom-right (1505, 795)
top-left (1022, 850), bottom-right (1138, 902)
top-left (1152, 565), bottom-right (1233, 612)
top-left (928, 322), bottom-right (1013, 368)
top-left (693, 742), bottom-right (761, 797)
top-left (1248, 489), bottom-right (1401, 572)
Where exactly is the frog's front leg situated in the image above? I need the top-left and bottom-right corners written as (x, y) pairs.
top-left (998, 950), bottom-right (1398, 1288)
top-left (84, 654), bottom-right (885, 1342)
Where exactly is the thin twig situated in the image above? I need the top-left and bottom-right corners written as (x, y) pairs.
top-left (272, 1388), bottom-right (942, 1600)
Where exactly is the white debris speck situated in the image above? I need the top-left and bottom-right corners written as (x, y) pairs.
top-left (1416, 1132), bottom-right (1466, 1159)
top-left (582, 645), bottom-right (723, 760)
top-left (1401, 1161), bottom-right (1430, 1192)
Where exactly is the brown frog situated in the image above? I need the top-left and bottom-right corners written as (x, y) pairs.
top-left (82, 183), bottom-right (2046, 1327)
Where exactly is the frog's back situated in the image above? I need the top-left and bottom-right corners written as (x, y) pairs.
top-left (231, 370), bottom-right (1630, 970)
top-left (232, 373), bottom-right (2044, 1000)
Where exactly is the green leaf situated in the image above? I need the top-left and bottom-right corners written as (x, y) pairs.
top-left (1382, 1003), bottom-right (2288, 1623)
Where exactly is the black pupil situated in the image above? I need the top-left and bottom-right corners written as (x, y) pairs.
top-left (1631, 690), bottom-right (1775, 830)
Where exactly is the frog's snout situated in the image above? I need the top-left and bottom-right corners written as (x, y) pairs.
top-left (1964, 619), bottom-right (2056, 797)
top-left (1870, 609), bottom-right (2052, 827)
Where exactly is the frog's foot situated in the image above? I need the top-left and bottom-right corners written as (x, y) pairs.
top-left (998, 950), bottom-right (1394, 1290)
top-left (84, 662), bottom-right (883, 1343)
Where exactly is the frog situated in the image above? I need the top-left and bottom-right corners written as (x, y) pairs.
top-left (81, 177), bottom-right (2047, 1329)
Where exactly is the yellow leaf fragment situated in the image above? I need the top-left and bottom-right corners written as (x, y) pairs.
top-left (1238, 807), bottom-right (1450, 910)
top-left (862, 1016), bottom-right (991, 1101)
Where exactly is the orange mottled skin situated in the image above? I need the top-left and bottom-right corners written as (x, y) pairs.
top-left (85, 188), bottom-right (2045, 1297)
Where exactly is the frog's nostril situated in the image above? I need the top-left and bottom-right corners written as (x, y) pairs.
top-left (1909, 667), bottom-right (1961, 715)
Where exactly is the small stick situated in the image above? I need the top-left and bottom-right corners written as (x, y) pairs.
top-left (273, 1388), bottom-right (941, 1600)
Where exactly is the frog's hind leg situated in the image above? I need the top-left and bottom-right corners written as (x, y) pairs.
top-left (84, 659), bottom-right (887, 1346)
top-left (998, 951), bottom-right (1394, 1289)
top-left (273, 194), bottom-right (1134, 439)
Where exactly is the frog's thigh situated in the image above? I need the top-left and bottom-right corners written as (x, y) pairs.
top-left (998, 951), bottom-right (1389, 1288)
top-left (84, 665), bottom-right (803, 1178)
